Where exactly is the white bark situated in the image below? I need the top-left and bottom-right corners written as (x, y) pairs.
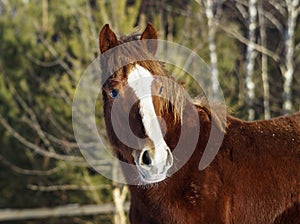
top-left (204, 0), bottom-right (220, 100)
top-left (112, 185), bottom-right (128, 224)
top-left (112, 160), bottom-right (128, 224)
top-left (245, 0), bottom-right (258, 120)
top-left (259, 3), bottom-right (270, 119)
top-left (283, 0), bottom-right (299, 114)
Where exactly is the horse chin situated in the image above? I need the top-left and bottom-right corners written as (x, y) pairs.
top-left (139, 173), bottom-right (167, 185)
top-left (135, 162), bottom-right (170, 185)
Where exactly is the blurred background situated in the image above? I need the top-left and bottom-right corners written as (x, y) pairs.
top-left (0, 0), bottom-right (299, 223)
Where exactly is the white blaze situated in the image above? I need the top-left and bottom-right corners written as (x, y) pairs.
top-left (127, 64), bottom-right (168, 163)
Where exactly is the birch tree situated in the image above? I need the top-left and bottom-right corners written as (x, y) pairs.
top-left (112, 161), bottom-right (128, 224)
top-left (258, 1), bottom-right (270, 119)
top-left (283, 0), bottom-right (299, 114)
top-left (245, 0), bottom-right (258, 120)
top-left (203, 0), bottom-right (220, 100)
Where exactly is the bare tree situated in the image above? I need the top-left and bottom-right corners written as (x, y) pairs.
top-left (283, 0), bottom-right (299, 114)
top-left (112, 184), bottom-right (128, 224)
top-left (203, 0), bottom-right (221, 100)
top-left (245, 0), bottom-right (258, 120)
top-left (258, 1), bottom-right (271, 119)
top-left (112, 160), bottom-right (128, 224)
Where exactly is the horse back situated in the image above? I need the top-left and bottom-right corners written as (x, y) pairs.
top-left (219, 112), bottom-right (300, 223)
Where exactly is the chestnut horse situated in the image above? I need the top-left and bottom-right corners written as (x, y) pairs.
top-left (99, 23), bottom-right (300, 223)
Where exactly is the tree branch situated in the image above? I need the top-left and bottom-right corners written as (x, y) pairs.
top-left (34, 23), bottom-right (76, 81)
top-left (0, 114), bottom-right (83, 163)
top-left (216, 21), bottom-right (286, 75)
top-left (0, 203), bottom-right (130, 222)
top-left (0, 154), bottom-right (62, 176)
top-left (27, 184), bottom-right (110, 191)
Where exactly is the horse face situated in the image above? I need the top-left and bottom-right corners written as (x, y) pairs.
top-left (127, 64), bottom-right (174, 184)
top-left (100, 24), bottom-right (174, 184)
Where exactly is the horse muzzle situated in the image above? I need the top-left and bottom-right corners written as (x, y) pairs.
top-left (134, 145), bottom-right (173, 184)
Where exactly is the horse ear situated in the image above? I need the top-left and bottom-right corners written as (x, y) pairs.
top-left (140, 23), bottom-right (158, 54)
top-left (99, 24), bottom-right (119, 53)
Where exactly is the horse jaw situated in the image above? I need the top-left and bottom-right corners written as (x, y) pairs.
top-left (127, 64), bottom-right (173, 184)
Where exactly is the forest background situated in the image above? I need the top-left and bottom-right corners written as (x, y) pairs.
top-left (0, 0), bottom-right (299, 223)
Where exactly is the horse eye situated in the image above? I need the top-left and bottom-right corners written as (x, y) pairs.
top-left (109, 89), bottom-right (119, 98)
top-left (159, 86), bottom-right (163, 94)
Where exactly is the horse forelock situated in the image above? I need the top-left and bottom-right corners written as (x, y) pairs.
top-left (100, 35), bottom-right (157, 83)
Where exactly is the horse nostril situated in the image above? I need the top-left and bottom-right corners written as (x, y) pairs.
top-left (141, 150), bottom-right (152, 166)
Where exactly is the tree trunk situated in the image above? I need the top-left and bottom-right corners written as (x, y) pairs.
top-left (112, 160), bottom-right (128, 224)
top-left (283, 0), bottom-right (299, 114)
top-left (112, 185), bottom-right (128, 224)
top-left (259, 2), bottom-right (270, 119)
top-left (204, 0), bottom-right (220, 100)
top-left (245, 0), bottom-right (258, 120)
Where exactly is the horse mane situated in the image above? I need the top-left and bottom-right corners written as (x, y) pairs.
top-left (193, 97), bottom-right (228, 134)
top-left (101, 32), bottom-right (227, 132)
top-left (152, 74), bottom-right (187, 124)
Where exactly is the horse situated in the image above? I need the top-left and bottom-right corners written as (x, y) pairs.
top-left (99, 23), bottom-right (300, 224)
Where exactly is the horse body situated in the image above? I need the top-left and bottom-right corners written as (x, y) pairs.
top-left (99, 23), bottom-right (300, 223)
top-left (128, 110), bottom-right (300, 224)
